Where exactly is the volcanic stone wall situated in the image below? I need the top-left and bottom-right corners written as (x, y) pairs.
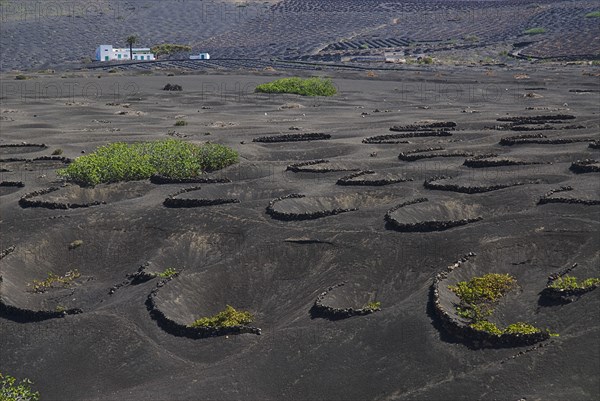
top-left (19, 187), bottom-right (105, 209)
top-left (266, 193), bottom-right (357, 221)
top-left (145, 276), bottom-right (261, 339)
top-left (430, 253), bottom-right (550, 348)
top-left (310, 282), bottom-right (379, 320)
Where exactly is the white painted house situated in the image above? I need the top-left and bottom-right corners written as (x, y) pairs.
top-left (189, 53), bottom-right (210, 60)
top-left (95, 45), bottom-right (156, 62)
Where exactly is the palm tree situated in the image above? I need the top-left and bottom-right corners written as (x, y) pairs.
top-left (126, 35), bottom-right (137, 60)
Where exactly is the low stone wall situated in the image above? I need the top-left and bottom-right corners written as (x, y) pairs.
top-left (362, 131), bottom-right (451, 144)
top-left (539, 263), bottom-right (598, 303)
top-left (310, 282), bottom-right (379, 320)
top-left (0, 143), bottom-right (47, 151)
top-left (336, 170), bottom-right (412, 186)
top-left (384, 198), bottom-right (482, 232)
top-left (0, 246), bottom-right (15, 260)
top-left (389, 122), bottom-right (456, 131)
top-left (463, 155), bottom-right (540, 168)
top-left (538, 186), bottom-right (600, 206)
top-left (163, 185), bottom-right (240, 208)
top-left (286, 159), bottom-right (358, 173)
top-left (253, 133), bottom-right (331, 143)
top-left (266, 193), bottom-right (357, 221)
top-left (0, 181), bottom-right (24, 187)
top-left (18, 187), bottom-right (105, 209)
top-left (0, 248), bottom-right (82, 321)
top-left (589, 141), bottom-right (599, 149)
top-left (569, 159), bottom-right (599, 174)
top-left (496, 114), bottom-right (576, 124)
top-left (145, 276), bottom-right (261, 339)
top-left (150, 174), bottom-right (230, 184)
top-left (399, 151), bottom-right (473, 161)
top-left (500, 133), bottom-right (595, 146)
top-left (424, 176), bottom-right (527, 194)
top-left (0, 155), bottom-right (71, 164)
top-left (430, 253), bottom-right (550, 348)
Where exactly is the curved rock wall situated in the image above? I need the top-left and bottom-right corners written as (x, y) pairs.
top-left (266, 193), bottom-right (357, 221)
top-left (310, 282), bottom-right (379, 320)
top-left (145, 276), bottom-right (261, 339)
top-left (253, 133), bottom-right (331, 143)
top-left (430, 253), bottom-right (550, 348)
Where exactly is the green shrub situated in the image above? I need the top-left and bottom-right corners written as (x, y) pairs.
top-left (549, 275), bottom-right (600, 290)
top-left (150, 44), bottom-right (192, 57)
top-left (585, 11), bottom-right (600, 18)
top-left (57, 139), bottom-right (238, 185)
top-left (15, 75), bottom-right (28, 80)
top-left (174, 120), bottom-right (187, 126)
top-left (52, 148), bottom-right (63, 155)
top-left (364, 301), bottom-right (381, 311)
top-left (159, 267), bottom-right (178, 278)
top-left (418, 57), bottom-right (434, 65)
top-left (255, 77), bottom-right (336, 96)
top-left (30, 270), bottom-right (81, 293)
top-left (470, 320), bottom-right (502, 335)
top-left (449, 273), bottom-right (515, 321)
top-left (0, 373), bottom-right (40, 401)
top-left (503, 322), bottom-right (541, 335)
top-left (524, 27), bottom-right (546, 35)
top-left (189, 305), bottom-right (253, 329)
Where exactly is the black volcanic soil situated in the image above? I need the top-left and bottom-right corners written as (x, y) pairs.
top-left (0, 64), bottom-right (599, 401)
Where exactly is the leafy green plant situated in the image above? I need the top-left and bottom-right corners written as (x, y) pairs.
top-left (470, 320), bottom-right (502, 335)
top-left (449, 273), bottom-right (515, 318)
top-left (364, 301), bottom-right (381, 311)
top-left (15, 75), bottom-right (28, 80)
top-left (585, 11), bottom-right (600, 18)
top-left (549, 275), bottom-right (600, 291)
top-left (29, 270), bottom-right (81, 293)
top-left (150, 43), bottom-right (192, 58)
top-left (503, 322), bottom-right (541, 335)
top-left (0, 372), bottom-right (40, 401)
top-left (57, 139), bottom-right (238, 185)
top-left (255, 77), bottom-right (336, 96)
top-left (524, 27), bottom-right (546, 35)
top-left (52, 148), bottom-right (63, 155)
top-left (174, 120), bottom-right (187, 126)
top-left (159, 267), bottom-right (178, 278)
top-left (418, 57), bottom-right (434, 65)
top-left (189, 305), bottom-right (253, 329)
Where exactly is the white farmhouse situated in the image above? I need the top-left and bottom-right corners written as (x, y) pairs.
top-left (95, 45), bottom-right (156, 62)
top-left (189, 53), bottom-right (210, 60)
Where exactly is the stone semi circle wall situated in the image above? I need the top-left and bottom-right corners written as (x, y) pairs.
top-left (336, 170), bottom-right (412, 186)
top-left (0, 143), bottom-right (48, 151)
top-left (145, 275), bottom-right (261, 339)
top-left (463, 155), bottom-right (542, 168)
top-left (496, 114), bottom-right (576, 124)
top-left (286, 159), bottom-right (359, 173)
top-left (589, 141), bottom-right (599, 150)
top-left (430, 252), bottom-right (550, 348)
top-left (362, 131), bottom-right (452, 144)
top-left (539, 263), bottom-right (599, 303)
top-left (399, 151), bottom-right (473, 161)
top-left (150, 174), bottom-right (231, 184)
top-left (310, 282), bottom-right (380, 320)
top-left (500, 134), bottom-right (596, 146)
top-left (389, 122), bottom-right (456, 131)
top-left (163, 186), bottom-right (240, 208)
top-left (384, 198), bottom-right (482, 232)
top-left (266, 193), bottom-right (357, 221)
top-left (423, 176), bottom-right (528, 194)
top-left (538, 186), bottom-right (600, 206)
top-left (0, 181), bottom-right (25, 188)
top-left (0, 245), bottom-right (82, 322)
top-left (253, 133), bottom-right (331, 143)
top-left (569, 159), bottom-right (600, 174)
top-left (19, 187), bottom-right (105, 209)
top-left (0, 155), bottom-right (72, 164)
